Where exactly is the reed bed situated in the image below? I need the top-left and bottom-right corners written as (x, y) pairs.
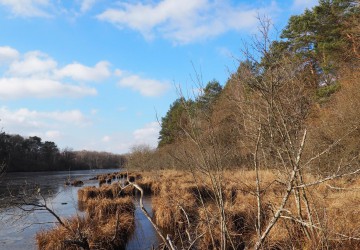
top-left (140, 169), bottom-right (360, 249)
top-left (85, 197), bottom-right (135, 220)
top-left (36, 210), bottom-right (135, 250)
top-left (38, 181), bottom-right (136, 250)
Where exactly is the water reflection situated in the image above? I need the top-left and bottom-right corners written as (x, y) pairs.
top-left (0, 169), bottom-right (119, 250)
top-left (0, 169), bottom-right (161, 250)
top-left (127, 194), bottom-right (160, 250)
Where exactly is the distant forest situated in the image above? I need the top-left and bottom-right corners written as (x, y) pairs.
top-left (0, 132), bottom-right (125, 172)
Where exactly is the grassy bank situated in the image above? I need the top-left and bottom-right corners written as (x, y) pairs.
top-left (35, 170), bottom-right (360, 249)
top-left (137, 170), bottom-right (360, 249)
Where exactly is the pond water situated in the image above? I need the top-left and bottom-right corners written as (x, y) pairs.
top-left (0, 169), bottom-right (158, 250)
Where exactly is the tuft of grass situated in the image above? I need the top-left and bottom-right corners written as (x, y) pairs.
top-left (142, 169), bottom-right (360, 249)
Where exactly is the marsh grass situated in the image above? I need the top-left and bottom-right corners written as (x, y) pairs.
top-left (37, 180), bottom-right (136, 250)
top-left (139, 170), bottom-right (360, 249)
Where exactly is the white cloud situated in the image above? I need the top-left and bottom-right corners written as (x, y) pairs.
top-left (0, 77), bottom-right (96, 99)
top-left (133, 122), bottom-right (160, 147)
top-left (292, 0), bottom-right (318, 11)
top-left (118, 74), bottom-right (170, 97)
top-left (56, 61), bottom-right (111, 82)
top-left (0, 46), bottom-right (20, 65)
top-left (114, 69), bottom-right (123, 77)
top-left (80, 0), bottom-right (97, 13)
top-left (0, 106), bottom-right (90, 131)
top-left (7, 51), bottom-right (57, 77)
top-left (97, 0), bottom-right (274, 44)
top-left (69, 121), bottom-right (161, 153)
top-left (102, 135), bottom-right (111, 142)
top-left (45, 130), bottom-right (61, 140)
top-left (0, 46), bottom-right (115, 99)
top-left (0, 0), bottom-right (51, 17)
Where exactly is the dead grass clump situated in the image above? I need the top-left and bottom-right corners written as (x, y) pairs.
top-left (183, 183), bottom-right (215, 204)
top-left (266, 217), bottom-right (305, 249)
top-left (196, 204), bottom-right (224, 249)
top-left (152, 196), bottom-right (176, 230)
top-left (78, 200), bottom-right (87, 212)
top-left (91, 213), bottom-right (135, 249)
top-left (86, 197), bottom-right (134, 221)
top-left (71, 179), bottom-right (84, 187)
top-left (98, 185), bottom-right (115, 199)
top-left (323, 189), bottom-right (360, 249)
top-left (78, 186), bottom-right (99, 202)
top-left (99, 178), bottom-right (106, 186)
top-left (78, 184), bottom-right (123, 203)
top-left (36, 212), bottom-right (135, 250)
top-left (120, 170), bottom-right (360, 249)
top-left (119, 185), bottom-right (135, 196)
top-left (136, 176), bottom-right (154, 195)
top-left (110, 183), bottom-right (121, 197)
top-left (36, 216), bottom-right (91, 250)
top-left (152, 190), bottom-right (198, 231)
top-left (150, 174), bottom-right (201, 238)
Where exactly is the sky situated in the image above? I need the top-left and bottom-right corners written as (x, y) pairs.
top-left (0, 0), bottom-right (318, 154)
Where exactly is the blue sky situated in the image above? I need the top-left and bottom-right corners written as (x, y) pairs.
top-left (0, 0), bottom-right (318, 153)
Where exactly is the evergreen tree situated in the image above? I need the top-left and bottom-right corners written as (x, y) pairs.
top-left (158, 98), bottom-right (194, 147)
top-left (197, 80), bottom-right (223, 111)
top-left (281, 0), bottom-right (359, 84)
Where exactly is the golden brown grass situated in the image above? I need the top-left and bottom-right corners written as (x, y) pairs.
top-left (86, 197), bottom-right (135, 220)
top-left (140, 169), bottom-right (360, 249)
top-left (39, 169), bottom-right (360, 249)
top-left (36, 211), bottom-right (135, 250)
top-left (38, 181), bottom-right (136, 250)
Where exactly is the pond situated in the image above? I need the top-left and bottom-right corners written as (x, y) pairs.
top-left (0, 169), bottom-right (158, 250)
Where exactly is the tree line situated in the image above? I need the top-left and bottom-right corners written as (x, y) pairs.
top-left (123, 2), bottom-right (360, 247)
top-left (0, 132), bottom-right (125, 172)
top-left (127, 0), bottom-right (360, 174)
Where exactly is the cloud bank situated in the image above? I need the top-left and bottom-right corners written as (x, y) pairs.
top-left (117, 73), bottom-right (170, 97)
top-left (97, 0), bottom-right (275, 44)
top-left (0, 46), bottom-right (113, 99)
top-left (0, 0), bottom-right (51, 17)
